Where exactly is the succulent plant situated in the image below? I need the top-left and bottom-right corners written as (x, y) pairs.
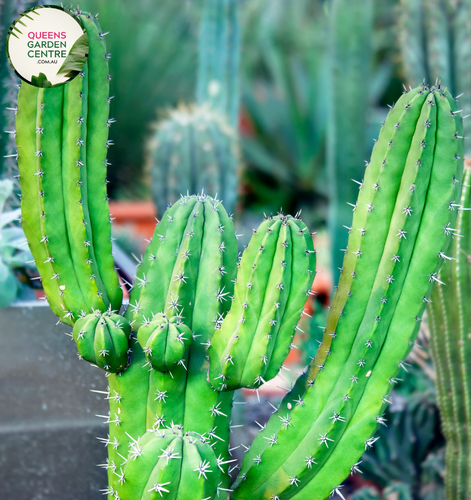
top-left (13, 9), bottom-right (465, 500)
top-left (327, 0), bottom-right (373, 285)
top-left (73, 310), bottom-right (131, 373)
top-left (15, 10), bottom-right (122, 326)
top-left (137, 313), bottom-right (192, 372)
top-left (150, 105), bottom-right (238, 217)
top-left (427, 160), bottom-right (471, 499)
top-left (149, 0), bottom-right (240, 217)
top-left (229, 83), bottom-right (463, 500)
top-left (398, 0), bottom-right (471, 157)
top-left (197, 0), bottom-right (240, 129)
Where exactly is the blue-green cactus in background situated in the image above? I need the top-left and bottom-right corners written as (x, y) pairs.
top-left (327, 0), bottom-right (373, 286)
top-left (398, 0), bottom-right (471, 157)
top-left (150, 0), bottom-right (240, 217)
top-left (150, 105), bottom-right (239, 217)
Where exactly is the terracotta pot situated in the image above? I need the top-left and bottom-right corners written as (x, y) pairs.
top-left (108, 200), bottom-right (157, 240)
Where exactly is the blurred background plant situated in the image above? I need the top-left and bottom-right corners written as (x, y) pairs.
top-left (149, 0), bottom-right (241, 217)
top-left (0, 179), bottom-right (36, 307)
top-left (238, 0), bottom-right (329, 224)
top-left (398, 0), bottom-right (471, 156)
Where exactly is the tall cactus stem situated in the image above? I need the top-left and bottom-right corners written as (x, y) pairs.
top-left (327, 0), bottom-right (373, 285)
top-left (428, 160), bottom-right (471, 500)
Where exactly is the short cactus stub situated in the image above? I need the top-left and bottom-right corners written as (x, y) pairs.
top-left (114, 427), bottom-right (220, 500)
top-left (72, 311), bottom-right (131, 373)
top-left (209, 213), bottom-right (316, 390)
top-left (138, 314), bottom-right (192, 372)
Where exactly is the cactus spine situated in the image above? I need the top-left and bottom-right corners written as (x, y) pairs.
top-left (150, 0), bottom-right (240, 217)
top-left (14, 11), bottom-right (465, 499)
top-left (428, 161), bottom-right (471, 500)
top-left (398, 0), bottom-right (471, 156)
top-left (327, 0), bottom-right (373, 285)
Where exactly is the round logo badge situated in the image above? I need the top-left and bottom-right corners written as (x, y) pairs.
top-left (6, 6), bottom-right (88, 88)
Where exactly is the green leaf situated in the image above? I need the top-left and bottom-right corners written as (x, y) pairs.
top-left (0, 180), bottom-right (13, 214)
top-left (0, 259), bottom-right (19, 308)
top-left (30, 73), bottom-right (52, 88)
top-left (57, 32), bottom-right (89, 76)
top-left (0, 208), bottom-right (21, 230)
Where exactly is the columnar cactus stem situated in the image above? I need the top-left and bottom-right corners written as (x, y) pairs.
top-left (230, 84), bottom-right (463, 500)
top-left (327, 0), bottom-right (373, 284)
top-left (209, 215), bottom-right (316, 390)
top-left (398, 0), bottom-right (471, 156)
top-left (428, 161), bottom-right (471, 500)
top-left (196, 0), bottom-right (240, 128)
top-left (15, 11), bottom-right (122, 325)
top-left (150, 0), bottom-right (240, 216)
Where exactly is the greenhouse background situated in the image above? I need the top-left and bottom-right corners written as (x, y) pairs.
top-left (0, 0), bottom-right (468, 499)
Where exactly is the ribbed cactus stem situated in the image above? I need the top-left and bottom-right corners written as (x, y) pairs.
top-left (231, 85), bottom-right (463, 500)
top-left (327, 0), bottom-right (373, 285)
top-left (209, 215), bottom-right (316, 390)
top-left (398, 0), bottom-right (471, 156)
top-left (428, 159), bottom-right (471, 500)
top-left (14, 10), bottom-right (466, 498)
top-left (15, 11), bottom-right (122, 325)
top-left (150, 106), bottom-right (239, 216)
top-left (196, 0), bottom-right (240, 128)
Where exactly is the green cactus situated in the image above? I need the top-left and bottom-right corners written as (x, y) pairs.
top-left (13, 10), bottom-right (465, 499)
top-left (208, 214), bottom-right (315, 391)
top-left (196, 0), bottom-right (240, 128)
top-left (427, 162), bottom-right (471, 500)
top-left (229, 84), bottom-right (463, 500)
top-left (137, 314), bottom-right (192, 372)
top-left (150, 0), bottom-right (240, 217)
top-left (73, 310), bottom-right (131, 373)
top-left (327, 0), bottom-right (374, 286)
top-left (398, 0), bottom-right (471, 157)
top-left (15, 9), bottom-right (122, 326)
top-left (150, 105), bottom-right (239, 217)
top-left (116, 427), bottom-right (221, 500)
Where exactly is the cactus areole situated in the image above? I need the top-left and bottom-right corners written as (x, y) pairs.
top-left (13, 8), bottom-right (464, 500)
